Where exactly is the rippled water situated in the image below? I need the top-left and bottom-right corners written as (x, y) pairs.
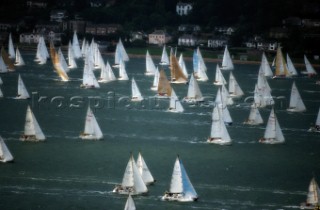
top-left (0, 52), bottom-right (319, 209)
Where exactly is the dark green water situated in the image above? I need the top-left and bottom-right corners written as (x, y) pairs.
top-left (0, 52), bottom-right (319, 210)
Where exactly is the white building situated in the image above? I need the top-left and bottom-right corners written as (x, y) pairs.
top-left (176, 2), bottom-right (192, 16)
top-left (148, 30), bottom-right (172, 45)
top-left (178, 34), bottom-right (197, 46)
top-left (19, 33), bottom-right (41, 44)
top-left (208, 36), bottom-right (227, 48)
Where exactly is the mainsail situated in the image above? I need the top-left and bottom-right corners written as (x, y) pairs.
top-left (136, 152), bottom-right (155, 185)
top-left (131, 77), bottom-right (143, 101)
top-left (183, 74), bottom-right (204, 103)
top-left (168, 88), bottom-right (184, 113)
top-left (273, 47), bottom-right (291, 78)
top-left (157, 69), bottom-right (172, 97)
top-left (14, 47), bottom-right (25, 66)
top-left (145, 50), bottom-right (156, 76)
top-left (221, 45), bottom-right (234, 70)
top-left (159, 45), bottom-right (169, 65)
top-left (124, 194), bottom-right (136, 210)
top-left (259, 108), bottom-right (285, 144)
top-left (170, 54), bottom-right (188, 84)
top-left (20, 105), bottom-right (46, 141)
top-left (80, 106), bottom-right (103, 140)
top-left (0, 135), bottom-right (14, 162)
top-left (16, 74), bottom-right (30, 99)
top-left (287, 81), bottom-right (306, 112)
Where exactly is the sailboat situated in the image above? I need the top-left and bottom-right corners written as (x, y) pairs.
top-left (178, 53), bottom-right (188, 78)
top-left (162, 156), bottom-right (198, 202)
top-left (215, 86), bottom-right (234, 106)
top-left (156, 69), bottom-right (172, 98)
top-left (58, 48), bottom-right (69, 73)
top-left (72, 31), bottom-right (82, 59)
top-left (0, 135), bottom-right (14, 163)
top-left (81, 57), bottom-right (100, 88)
top-left (20, 105), bottom-right (46, 141)
top-left (15, 74), bottom-right (30, 99)
top-left (170, 54), bottom-right (188, 84)
top-left (260, 52), bottom-right (273, 77)
top-left (220, 45), bottom-right (234, 70)
top-left (228, 72), bottom-right (244, 98)
top-left (1, 47), bottom-right (14, 71)
top-left (113, 38), bottom-right (129, 68)
top-left (0, 76), bottom-right (2, 85)
top-left (308, 107), bottom-right (320, 132)
top-left (118, 59), bottom-right (129, 81)
top-left (98, 61), bottom-right (116, 83)
top-left (182, 74), bottom-right (204, 103)
top-left (0, 56), bottom-right (8, 73)
top-left (207, 105), bottom-right (232, 145)
top-left (136, 152), bottom-right (155, 185)
top-left (145, 50), bottom-right (157, 76)
top-left (243, 105), bottom-right (264, 125)
top-left (159, 45), bottom-right (169, 65)
top-left (0, 87), bottom-right (3, 98)
top-left (287, 81), bottom-right (306, 112)
top-left (286, 53), bottom-right (298, 76)
top-left (14, 47), bottom-right (25, 66)
top-left (193, 49), bottom-right (209, 82)
top-left (67, 41), bottom-right (77, 69)
top-left (273, 47), bottom-right (291, 78)
top-left (300, 177), bottom-right (320, 209)
top-left (8, 33), bottom-right (15, 59)
top-left (150, 67), bottom-right (160, 91)
top-left (124, 194), bottom-right (136, 210)
top-left (259, 108), bottom-right (285, 144)
top-left (113, 154), bottom-right (148, 195)
top-left (168, 88), bottom-right (184, 113)
top-left (35, 36), bottom-right (49, 65)
top-left (131, 77), bottom-right (144, 102)
top-left (196, 47), bottom-right (207, 72)
top-left (79, 106), bottom-right (103, 140)
top-left (302, 55), bottom-right (317, 77)
top-left (213, 64), bottom-right (227, 86)
top-left (49, 42), bottom-right (69, 81)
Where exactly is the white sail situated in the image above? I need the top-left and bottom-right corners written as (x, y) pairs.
top-left (81, 38), bottom-right (86, 57)
top-left (168, 88), bottom-right (184, 113)
top-left (183, 74), bottom-right (204, 103)
top-left (35, 36), bottom-right (49, 64)
top-left (178, 53), bottom-right (188, 78)
top-left (14, 47), bottom-right (25, 66)
top-left (217, 103), bottom-right (232, 125)
top-left (207, 105), bottom-right (232, 145)
top-left (20, 105), bottom-right (46, 141)
top-left (0, 56), bottom-right (8, 73)
top-left (8, 33), bottom-right (15, 59)
top-left (303, 55), bottom-right (317, 76)
top-left (309, 107), bottom-right (320, 132)
top-left (0, 87), bottom-right (3, 98)
top-left (259, 108), bottom-right (285, 144)
top-left (68, 41), bottom-right (77, 69)
top-left (221, 84), bottom-right (234, 105)
top-left (124, 194), bottom-right (136, 210)
top-left (131, 77), bottom-right (143, 101)
top-left (244, 105), bottom-right (264, 125)
top-left (145, 50), bottom-right (156, 75)
top-left (0, 135), bottom-right (14, 162)
top-left (287, 81), bottom-right (306, 112)
top-left (162, 156), bottom-right (198, 202)
top-left (81, 57), bottom-right (100, 88)
top-left (80, 106), bottom-right (103, 140)
top-left (300, 177), bottom-right (320, 209)
top-left (213, 64), bottom-right (227, 86)
top-left (261, 52), bottom-right (273, 77)
top-left (221, 45), bottom-right (234, 70)
top-left (273, 47), bottom-right (291, 78)
top-left (286, 53), bottom-right (298, 76)
top-left (72, 31), bottom-right (82, 59)
top-left (159, 45), bottom-right (169, 65)
top-left (195, 56), bottom-right (208, 81)
top-left (118, 59), bottom-right (129, 80)
top-left (0, 76), bottom-right (2, 85)
top-left (197, 47), bottom-right (207, 71)
top-left (58, 48), bottom-right (69, 73)
top-left (114, 38), bottom-right (129, 67)
top-left (99, 61), bottom-right (116, 83)
top-left (151, 67), bottom-right (160, 91)
top-left (114, 155), bottom-right (148, 195)
top-left (228, 72), bottom-right (244, 98)
top-left (16, 74), bottom-right (30, 99)
top-left (136, 152), bottom-right (155, 185)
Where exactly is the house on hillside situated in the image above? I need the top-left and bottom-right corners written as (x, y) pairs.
top-left (178, 24), bottom-right (201, 33)
top-left (148, 30), bottom-right (172, 45)
top-left (85, 24), bottom-right (122, 35)
top-left (208, 36), bottom-right (228, 48)
top-left (176, 2), bottom-right (193, 16)
top-left (178, 34), bottom-right (197, 46)
top-left (50, 10), bottom-right (68, 23)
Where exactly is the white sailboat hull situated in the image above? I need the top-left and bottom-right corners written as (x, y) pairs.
top-left (259, 138), bottom-right (284, 144)
top-left (182, 97), bottom-right (204, 103)
top-left (161, 193), bottom-right (198, 202)
top-left (207, 138), bottom-right (232, 145)
top-left (286, 107), bottom-right (306, 112)
top-left (308, 126), bottom-right (320, 133)
top-left (79, 133), bottom-right (102, 140)
top-left (112, 185), bottom-right (148, 195)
